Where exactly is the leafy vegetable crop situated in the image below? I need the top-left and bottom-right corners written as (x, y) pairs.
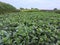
top-left (0, 12), bottom-right (60, 45)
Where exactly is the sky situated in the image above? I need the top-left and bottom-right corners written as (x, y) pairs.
top-left (0, 0), bottom-right (60, 9)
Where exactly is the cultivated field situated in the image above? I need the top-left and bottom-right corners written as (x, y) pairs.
top-left (0, 12), bottom-right (60, 45)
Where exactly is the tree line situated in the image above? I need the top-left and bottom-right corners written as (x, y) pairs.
top-left (0, 2), bottom-right (60, 14)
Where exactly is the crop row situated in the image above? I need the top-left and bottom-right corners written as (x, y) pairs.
top-left (0, 12), bottom-right (60, 45)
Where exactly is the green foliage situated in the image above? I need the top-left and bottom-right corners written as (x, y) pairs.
top-left (54, 10), bottom-right (60, 14)
top-left (0, 12), bottom-right (60, 45)
top-left (20, 8), bottom-right (40, 12)
top-left (0, 2), bottom-right (17, 14)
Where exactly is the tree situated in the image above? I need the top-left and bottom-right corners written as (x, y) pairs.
top-left (20, 8), bottom-right (24, 10)
top-left (54, 8), bottom-right (57, 11)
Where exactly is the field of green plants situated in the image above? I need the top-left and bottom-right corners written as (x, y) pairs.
top-left (0, 12), bottom-right (60, 45)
